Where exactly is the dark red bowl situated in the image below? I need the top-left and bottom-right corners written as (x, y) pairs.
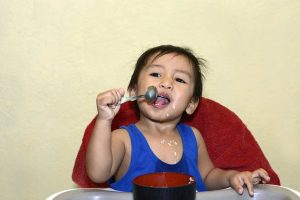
top-left (133, 172), bottom-right (196, 200)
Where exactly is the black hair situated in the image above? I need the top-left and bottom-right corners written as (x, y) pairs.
top-left (128, 45), bottom-right (205, 102)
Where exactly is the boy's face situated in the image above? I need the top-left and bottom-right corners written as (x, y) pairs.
top-left (132, 53), bottom-right (198, 122)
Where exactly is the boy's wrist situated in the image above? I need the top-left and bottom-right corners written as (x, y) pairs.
top-left (95, 116), bottom-right (113, 127)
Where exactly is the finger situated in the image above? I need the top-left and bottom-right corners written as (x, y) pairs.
top-left (97, 91), bottom-right (119, 109)
top-left (110, 90), bottom-right (120, 103)
top-left (231, 176), bottom-right (244, 195)
top-left (107, 89), bottom-right (123, 106)
top-left (243, 176), bottom-right (254, 196)
top-left (96, 93), bottom-right (111, 107)
top-left (118, 88), bottom-right (125, 97)
top-left (252, 176), bottom-right (261, 185)
top-left (97, 98), bottom-right (115, 110)
top-left (262, 176), bottom-right (271, 184)
top-left (252, 171), bottom-right (261, 184)
top-left (113, 88), bottom-right (126, 104)
top-left (253, 168), bottom-right (270, 183)
top-left (116, 88), bottom-right (125, 104)
top-left (259, 170), bottom-right (270, 183)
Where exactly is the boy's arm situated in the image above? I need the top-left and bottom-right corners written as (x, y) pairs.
top-left (86, 119), bottom-right (126, 183)
top-left (193, 127), bottom-right (270, 196)
top-left (192, 127), bottom-right (229, 189)
top-left (86, 88), bottom-right (126, 183)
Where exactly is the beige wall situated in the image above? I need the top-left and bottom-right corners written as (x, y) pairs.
top-left (1, 1), bottom-right (299, 199)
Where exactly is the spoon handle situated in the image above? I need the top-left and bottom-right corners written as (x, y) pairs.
top-left (119, 95), bottom-right (144, 104)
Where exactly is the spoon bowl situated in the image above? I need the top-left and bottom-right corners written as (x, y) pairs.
top-left (143, 86), bottom-right (158, 103)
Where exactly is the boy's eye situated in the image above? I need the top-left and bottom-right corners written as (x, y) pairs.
top-left (150, 72), bottom-right (160, 77)
top-left (175, 78), bottom-right (186, 83)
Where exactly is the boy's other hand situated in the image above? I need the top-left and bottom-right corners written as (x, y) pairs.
top-left (229, 168), bottom-right (270, 196)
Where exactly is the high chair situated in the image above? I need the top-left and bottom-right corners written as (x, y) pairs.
top-left (72, 98), bottom-right (280, 188)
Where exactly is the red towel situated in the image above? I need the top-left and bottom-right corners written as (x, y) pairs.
top-left (72, 97), bottom-right (280, 187)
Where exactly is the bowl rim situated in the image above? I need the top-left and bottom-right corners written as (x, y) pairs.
top-left (132, 172), bottom-right (196, 188)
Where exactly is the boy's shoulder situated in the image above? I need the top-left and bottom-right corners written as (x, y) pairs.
top-left (181, 123), bottom-right (201, 134)
top-left (112, 128), bottom-right (130, 140)
top-left (181, 124), bottom-right (203, 144)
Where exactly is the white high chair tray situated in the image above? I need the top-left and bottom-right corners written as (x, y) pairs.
top-left (47, 184), bottom-right (300, 200)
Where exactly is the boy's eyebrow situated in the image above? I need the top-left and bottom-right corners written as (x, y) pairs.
top-left (147, 64), bottom-right (193, 78)
top-left (147, 64), bottom-right (163, 68)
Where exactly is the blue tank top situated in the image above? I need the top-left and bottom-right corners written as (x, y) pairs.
top-left (108, 123), bottom-right (207, 192)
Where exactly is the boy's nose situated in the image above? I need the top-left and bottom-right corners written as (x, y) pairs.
top-left (159, 78), bottom-right (173, 90)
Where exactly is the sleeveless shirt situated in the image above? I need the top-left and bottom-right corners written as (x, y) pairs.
top-left (108, 123), bottom-right (207, 192)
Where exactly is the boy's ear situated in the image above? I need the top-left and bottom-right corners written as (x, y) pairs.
top-left (185, 98), bottom-right (199, 115)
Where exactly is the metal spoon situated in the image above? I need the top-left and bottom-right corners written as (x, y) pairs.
top-left (119, 86), bottom-right (158, 104)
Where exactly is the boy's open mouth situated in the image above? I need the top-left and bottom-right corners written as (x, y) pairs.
top-left (154, 94), bottom-right (170, 107)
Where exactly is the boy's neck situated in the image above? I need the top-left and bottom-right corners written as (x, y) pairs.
top-left (136, 116), bottom-right (181, 136)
